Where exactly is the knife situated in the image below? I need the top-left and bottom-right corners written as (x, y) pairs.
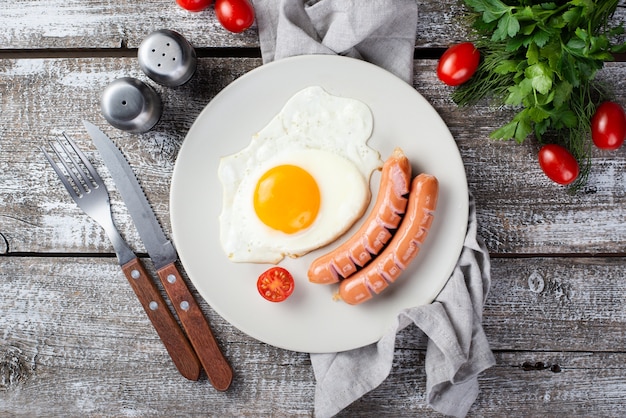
top-left (84, 120), bottom-right (233, 391)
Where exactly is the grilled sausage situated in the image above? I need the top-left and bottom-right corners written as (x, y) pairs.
top-left (338, 173), bottom-right (439, 305)
top-left (307, 148), bottom-right (412, 284)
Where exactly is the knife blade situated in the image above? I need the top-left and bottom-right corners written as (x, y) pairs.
top-left (84, 120), bottom-right (233, 391)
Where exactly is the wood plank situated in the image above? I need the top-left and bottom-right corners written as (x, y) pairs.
top-left (485, 257), bottom-right (626, 351)
top-left (1, 57), bottom-right (626, 255)
top-left (0, 57), bottom-right (259, 255)
top-left (1, 2), bottom-right (623, 51)
top-left (0, 256), bottom-right (314, 416)
top-left (0, 1), bottom-right (259, 50)
top-left (413, 60), bottom-right (626, 255)
top-left (2, 2), bottom-right (625, 417)
top-left (1, 256), bottom-right (625, 416)
top-left (343, 350), bottom-right (626, 417)
top-left (3, 256), bottom-right (625, 353)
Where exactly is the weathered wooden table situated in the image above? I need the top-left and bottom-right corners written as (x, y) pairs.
top-left (1, 2), bottom-right (625, 416)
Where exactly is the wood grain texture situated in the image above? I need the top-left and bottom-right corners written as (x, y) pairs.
top-left (1, 257), bottom-right (625, 416)
top-left (413, 60), bottom-right (626, 255)
top-left (0, 57), bottom-right (257, 255)
top-left (2, 1), bottom-right (626, 416)
top-left (1, 58), bottom-right (625, 255)
top-left (342, 350), bottom-right (626, 417)
top-left (0, 2), bottom-right (623, 50)
top-left (0, 1), bottom-right (259, 50)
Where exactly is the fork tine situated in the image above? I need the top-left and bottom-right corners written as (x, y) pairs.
top-left (42, 146), bottom-right (81, 201)
top-left (61, 132), bottom-right (105, 188)
top-left (50, 135), bottom-right (90, 196)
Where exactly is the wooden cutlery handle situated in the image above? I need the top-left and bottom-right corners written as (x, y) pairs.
top-left (157, 263), bottom-right (233, 391)
top-left (121, 258), bottom-right (201, 381)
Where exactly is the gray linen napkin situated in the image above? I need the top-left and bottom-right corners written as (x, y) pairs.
top-left (252, 1), bottom-right (496, 416)
top-left (253, 0), bottom-right (418, 84)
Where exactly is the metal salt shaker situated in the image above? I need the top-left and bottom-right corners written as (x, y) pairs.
top-left (100, 77), bottom-right (162, 133)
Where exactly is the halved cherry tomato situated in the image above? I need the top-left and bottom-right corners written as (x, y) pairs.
top-left (176, 0), bottom-right (212, 12)
top-left (538, 144), bottom-right (579, 185)
top-left (591, 101), bottom-right (626, 150)
top-left (257, 267), bottom-right (295, 302)
top-left (437, 42), bottom-right (480, 86)
top-left (215, 0), bottom-right (255, 33)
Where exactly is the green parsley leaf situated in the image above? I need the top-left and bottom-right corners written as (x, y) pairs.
top-left (493, 12), bottom-right (521, 41)
top-left (494, 60), bottom-right (519, 74)
top-left (454, 0), bottom-right (626, 192)
top-left (525, 63), bottom-right (552, 95)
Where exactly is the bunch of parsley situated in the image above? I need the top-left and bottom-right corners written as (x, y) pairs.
top-left (453, 0), bottom-right (626, 191)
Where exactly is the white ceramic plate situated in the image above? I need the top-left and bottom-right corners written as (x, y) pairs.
top-left (171, 55), bottom-right (468, 353)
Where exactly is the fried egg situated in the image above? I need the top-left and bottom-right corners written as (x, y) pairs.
top-left (218, 86), bottom-right (382, 263)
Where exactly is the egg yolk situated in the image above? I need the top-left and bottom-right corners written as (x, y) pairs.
top-left (254, 165), bottom-right (321, 234)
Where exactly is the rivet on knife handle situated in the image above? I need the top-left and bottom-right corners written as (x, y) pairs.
top-left (121, 258), bottom-right (202, 381)
top-left (157, 263), bottom-right (233, 391)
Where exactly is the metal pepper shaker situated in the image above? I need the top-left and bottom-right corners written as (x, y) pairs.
top-left (137, 29), bottom-right (197, 87)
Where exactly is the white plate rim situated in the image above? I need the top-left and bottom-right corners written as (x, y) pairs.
top-left (170, 55), bottom-right (469, 353)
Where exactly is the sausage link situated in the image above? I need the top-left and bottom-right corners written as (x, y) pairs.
top-left (338, 173), bottom-right (439, 305)
top-left (307, 148), bottom-right (412, 284)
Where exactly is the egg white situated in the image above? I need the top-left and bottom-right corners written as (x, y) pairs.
top-left (218, 86), bottom-right (382, 263)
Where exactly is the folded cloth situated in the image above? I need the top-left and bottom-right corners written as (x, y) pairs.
top-left (253, 0), bottom-right (418, 84)
top-left (252, 1), bottom-right (496, 416)
top-left (310, 195), bottom-right (495, 417)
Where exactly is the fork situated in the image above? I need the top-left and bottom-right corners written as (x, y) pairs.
top-left (42, 133), bottom-right (202, 381)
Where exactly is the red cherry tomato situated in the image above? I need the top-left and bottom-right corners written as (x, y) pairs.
top-left (538, 144), bottom-right (579, 185)
top-left (437, 42), bottom-right (480, 86)
top-left (215, 0), bottom-right (255, 33)
top-left (176, 0), bottom-right (212, 12)
top-left (257, 267), bottom-right (295, 303)
top-left (591, 101), bottom-right (626, 150)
